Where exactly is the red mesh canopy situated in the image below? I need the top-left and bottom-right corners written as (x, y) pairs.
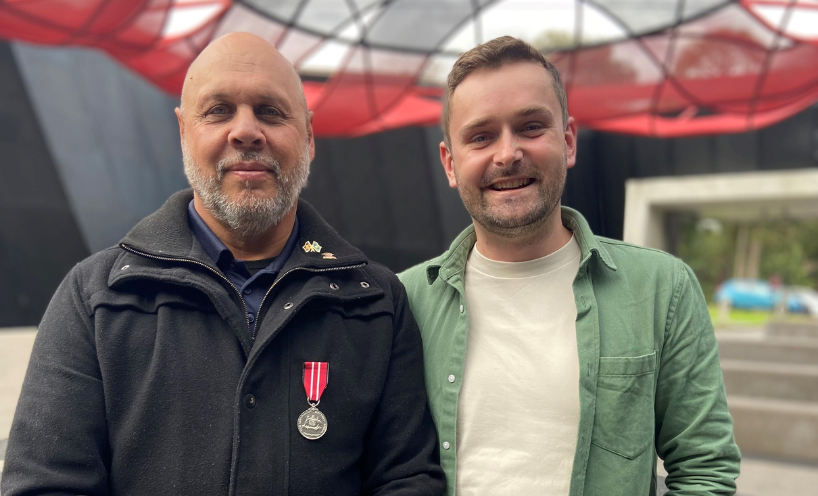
top-left (2, 0), bottom-right (817, 137)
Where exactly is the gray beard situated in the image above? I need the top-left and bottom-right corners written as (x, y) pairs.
top-left (183, 141), bottom-right (311, 237)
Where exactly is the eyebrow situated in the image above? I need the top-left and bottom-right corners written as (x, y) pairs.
top-left (198, 92), bottom-right (287, 108)
top-left (516, 105), bottom-right (553, 119)
top-left (459, 117), bottom-right (495, 140)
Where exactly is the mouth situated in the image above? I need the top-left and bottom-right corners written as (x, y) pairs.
top-left (223, 161), bottom-right (276, 181)
top-left (226, 161), bottom-right (272, 173)
top-left (487, 178), bottom-right (535, 191)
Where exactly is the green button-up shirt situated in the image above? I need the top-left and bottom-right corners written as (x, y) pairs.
top-left (398, 207), bottom-right (740, 496)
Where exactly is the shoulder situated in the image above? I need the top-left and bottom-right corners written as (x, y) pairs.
top-left (589, 236), bottom-right (697, 303)
top-left (597, 236), bottom-right (686, 275)
top-left (66, 246), bottom-right (126, 291)
top-left (398, 252), bottom-right (449, 295)
top-left (44, 246), bottom-right (124, 319)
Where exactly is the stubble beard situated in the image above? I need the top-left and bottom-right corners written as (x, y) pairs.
top-left (456, 153), bottom-right (567, 239)
top-left (183, 140), bottom-right (311, 237)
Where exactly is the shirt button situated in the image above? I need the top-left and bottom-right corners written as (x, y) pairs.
top-left (329, 282), bottom-right (340, 290)
top-left (248, 313), bottom-right (255, 323)
top-left (442, 441), bottom-right (451, 450)
top-left (244, 394), bottom-right (256, 409)
top-left (459, 304), bottom-right (464, 313)
top-left (284, 302), bottom-right (293, 310)
top-left (243, 288), bottom-right (252, 295)
top-left (448, 374), bottom-right (456, 383)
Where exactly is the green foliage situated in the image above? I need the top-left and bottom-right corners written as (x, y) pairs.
top-left (532, 30), bottom-right (577, 52)
top-left (673, 216), bottom-right (818, 302)
top-left (675, 217), bottom-right (736, 302)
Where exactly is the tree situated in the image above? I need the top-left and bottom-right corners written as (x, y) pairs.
top-left (673, 28), bottom-right (767, 80)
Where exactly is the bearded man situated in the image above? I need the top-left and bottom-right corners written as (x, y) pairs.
top-left (399, 36), bottom-right (740, 496)
top-left (2, 33), bottom-right (444, 495)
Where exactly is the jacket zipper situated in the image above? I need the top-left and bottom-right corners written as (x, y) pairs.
top-left (120, 244), bottom-right (252, 332)
top-left (252, 263), bottom-right (366, 340)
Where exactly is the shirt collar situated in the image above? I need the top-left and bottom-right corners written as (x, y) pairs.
top-left (188, 200), bottom-right (234, 268)
top-left (428, 206), bottom-right (616, 285)
top-left (187, 200), bottom-right (301, 273)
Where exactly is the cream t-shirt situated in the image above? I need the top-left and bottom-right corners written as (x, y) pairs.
top-left (456, 236), bottom-right (581, 495)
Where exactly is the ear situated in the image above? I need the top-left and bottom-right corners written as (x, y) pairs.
top-left (306, 110), bottom-right (316, 161)
top-left (564, 116), bottom-right (578, 169)
top-left (440, 141), bottom-right (458, 188)
top-left (175, 107), bottom-right (185, 147)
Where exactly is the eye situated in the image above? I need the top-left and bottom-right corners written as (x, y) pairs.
top-left (471, 134), bottom-right (490, 144)
top-left (522, 122), bottom-right (544, 133)
top-left (258, 106), bottom-right (282, 117)
top-left (204, 105), bottom-right (231, 117)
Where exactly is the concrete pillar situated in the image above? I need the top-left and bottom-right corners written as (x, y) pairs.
top-left (734, 224), bottom-right (750, 279)
top-left (746, 226), bottom-right (763, 280)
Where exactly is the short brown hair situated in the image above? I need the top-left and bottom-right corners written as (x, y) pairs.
top-left (442, 36), bottom-right (569, 147)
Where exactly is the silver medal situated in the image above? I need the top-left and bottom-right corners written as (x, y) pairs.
top-left (297, 405), bottom-right (328, 440)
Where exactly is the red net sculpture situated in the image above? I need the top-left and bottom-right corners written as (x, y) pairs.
top-left (1, 0), bottom-right (817, 137)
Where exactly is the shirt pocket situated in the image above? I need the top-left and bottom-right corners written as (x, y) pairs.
top-left (591, 350), bottom-right (657, 459)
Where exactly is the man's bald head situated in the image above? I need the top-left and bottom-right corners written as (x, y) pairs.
top-left (175, 31), bottom-right (316, 241)
top-left (180, 32), bottom-right (307, 118)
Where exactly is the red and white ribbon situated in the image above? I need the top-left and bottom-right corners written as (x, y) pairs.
top-left (303, 362), bottom-right (329, 404)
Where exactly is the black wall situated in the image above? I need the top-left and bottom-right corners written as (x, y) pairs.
top-left (0, 41), bottom-right (90, 326)
top-left (302, 126), bottom-right (471, 273)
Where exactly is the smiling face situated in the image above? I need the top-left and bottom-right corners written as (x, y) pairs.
top-left (441, 61), bottom-right (576, 239)
top-left (176, 33), bottom-right (315, 237)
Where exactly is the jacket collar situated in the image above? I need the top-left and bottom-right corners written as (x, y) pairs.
top-left (426, 206), bottom-right (616, 285)
top-left (116, 189), bottom-right (368, 280)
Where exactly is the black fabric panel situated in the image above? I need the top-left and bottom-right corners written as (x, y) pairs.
top-left (759, 109), bottom-right (815, 171)
top-left (303, 126), bottom-right (470, 272)
top-left (713, 132), bottom-right (759, 173)
top-left (422, 126), bottom-right (472, 245)
top-left (0, 41), bottom-right (90, 326)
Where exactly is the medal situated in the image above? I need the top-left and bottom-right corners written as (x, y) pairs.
top-left (298, 362), bottom-right (328, 440)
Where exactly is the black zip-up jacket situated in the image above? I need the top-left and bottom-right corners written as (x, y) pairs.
top-left (2, 190), bottom-right (445, 495)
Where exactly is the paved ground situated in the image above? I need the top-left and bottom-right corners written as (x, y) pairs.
top-left (0, 327), bottom-right (37, 480)
top-left (2, 326), bottom-right (818, 494)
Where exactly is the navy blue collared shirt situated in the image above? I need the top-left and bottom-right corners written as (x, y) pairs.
top-left (188, 201), bottom-right (300, 335)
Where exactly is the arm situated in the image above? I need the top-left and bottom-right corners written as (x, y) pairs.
top-left (655, 262), bottom-right (740, 495)
top-left (360, 279), bottom-right (446, 496)
top-left (1, 267), bottom-right (110, 495)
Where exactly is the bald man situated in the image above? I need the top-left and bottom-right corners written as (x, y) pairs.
top-left (2, 33), bottom-right (445, 495)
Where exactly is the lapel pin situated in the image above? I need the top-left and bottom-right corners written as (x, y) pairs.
top-left (303, 241), bottom-right (323, 253)
top-left (322, 252), bottom-right (336, 260)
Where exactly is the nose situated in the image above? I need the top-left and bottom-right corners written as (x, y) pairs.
top-left (228, 107), bottom-right (265, 150)
top-left (493, 130), bottom-right (522, 167)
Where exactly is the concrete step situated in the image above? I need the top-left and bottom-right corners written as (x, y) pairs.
top-left (722, 360), bottom-right (818, 402)
top-left (729, 395), bottom-right (818, 464)
top-left (766, 321), bottom-right (818, 339)
top-left (717, 335), bottom-right (818, 365)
